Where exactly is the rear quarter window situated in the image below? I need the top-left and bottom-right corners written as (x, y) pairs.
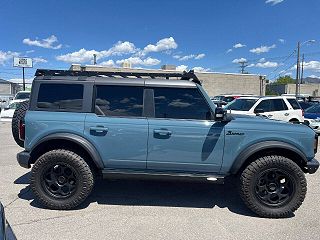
top-left (287, 98), bottom-right (301, 110)
top-left (37, 83), bottom-right (84, 110)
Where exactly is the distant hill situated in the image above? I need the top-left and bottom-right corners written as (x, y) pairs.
top-left (303, 77), bottom-right (320, 84)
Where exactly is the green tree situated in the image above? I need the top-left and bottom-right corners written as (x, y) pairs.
top-left (273, 75), bottom-right (295, 85)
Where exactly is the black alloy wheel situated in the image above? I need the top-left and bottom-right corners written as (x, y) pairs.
top-left (255, 168), bottom-right (294, 207)
top-left (42, 163), bottom-right (78, 198)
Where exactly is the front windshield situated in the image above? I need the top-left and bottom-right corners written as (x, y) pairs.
top-left (15, 92), bottom-right (30, 100)
top-left (224, 99), bottom-right (258, 111)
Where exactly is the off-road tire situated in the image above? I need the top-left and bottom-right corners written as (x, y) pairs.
top-left (30, 149), bottom-right (94, 210)
top-left (240, 155), bottom-right (307, 218)
top-left (11, 100), bottom-right (29, 147)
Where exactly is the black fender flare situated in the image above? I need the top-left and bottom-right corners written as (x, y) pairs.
top-left (30, 133), bottom-right (104, 169)
top-left (230, 141), bottom-right (307, 174)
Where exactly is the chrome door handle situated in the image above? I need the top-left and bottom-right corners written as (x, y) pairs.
top-left (154, 129), bottom-right (172, 136)
top-left (90, 126), bottom-right (108, 136)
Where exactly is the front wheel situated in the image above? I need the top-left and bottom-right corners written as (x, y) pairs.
top-left (240, 155), bottom-right (307, 218)
top-left (30, 149), bottom-right (94, 210)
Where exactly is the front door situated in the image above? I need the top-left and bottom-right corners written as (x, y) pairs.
top-left (255, 99), bottom-right (289, 121)
top-left (147, 87), bottom-right (225, 173)
top-left (84, 84), bottom-right (148, 169)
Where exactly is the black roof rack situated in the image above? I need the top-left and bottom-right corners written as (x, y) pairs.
top-left (35, 69), bottom-right (201, 85)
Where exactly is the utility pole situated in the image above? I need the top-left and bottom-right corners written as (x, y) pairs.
top-left (239, 61), bottom-right (248, 74)
top-left (299, 54), bottom-right (305, 95)
top-left (295, 41), bottom-right (300, 97)
top-left (93, 54), bottom-right (97, 65)
top-left (22, 67), bottom-right (25, 91)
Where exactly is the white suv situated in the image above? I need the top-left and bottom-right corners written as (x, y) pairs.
top-left (225, 96), bottom-right (304, 122)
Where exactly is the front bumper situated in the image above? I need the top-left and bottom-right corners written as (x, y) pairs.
top-left (17, 151), bottom-right (31, 169)
top-left (306, 158), bottom-right (319, 174)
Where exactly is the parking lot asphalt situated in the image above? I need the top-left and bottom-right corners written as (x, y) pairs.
top-left (0, 121), bottom-right (320, 240)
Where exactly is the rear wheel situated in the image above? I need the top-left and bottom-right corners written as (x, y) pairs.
top-left (289, 118), bottom-right (300, 124)
top-left (11, 100), bottom-right (29, 147)
top-left (240, 155), bottom-right (307, 218)
top-left (30, 149), bottom-right (94, 210)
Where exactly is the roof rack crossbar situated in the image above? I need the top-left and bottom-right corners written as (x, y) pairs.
top-left (35, 69), bottom-right (201, 85)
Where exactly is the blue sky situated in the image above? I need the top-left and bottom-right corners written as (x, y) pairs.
top-left (0, 0), bottom-right (320, 82)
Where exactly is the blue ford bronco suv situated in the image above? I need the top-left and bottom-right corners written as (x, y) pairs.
top-left (15, 69), bottom-right (319, 218)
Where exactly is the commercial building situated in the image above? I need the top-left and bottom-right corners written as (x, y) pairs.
top-left (0, 79), bottom-right (20, 95)
top-left (69, 64), bottom-right (265, 97)
top-left (267, 83), bottom-right (320, 97)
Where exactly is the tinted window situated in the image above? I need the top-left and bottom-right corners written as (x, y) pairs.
top-left (306, 104), bottom-right (320, 113)
top-left (37, 84), bottom-right (83, 110)
top-left (287, 99), bottom-right (301, 110)
top-left (223, 96), bottom-right (235, 103)
top-left (225, 99), bottom-right (257, 111)
top-left (270, 99), bottom-right (288, 111)
top-left (95, 85), bottom-right (143, 117)
top-left (256, 100), bottom-right (271, 112)
top-left (154, 87), bottom-right (212, 120)
top-left (15, 92), bottom-right (30, 99)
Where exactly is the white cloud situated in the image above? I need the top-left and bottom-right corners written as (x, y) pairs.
top-left (308, 75), bottom-right (320, 79)
top-left (255, 61), bottom-right (279, 68)
top-left (23, 35), bottom-right (62, 49)
top-left (56, 41), bottom-right (137, 63)
top-left (116, 57), bottom-right (160, 66)
top-left (291, 61), bottom-right (320, 72)
top-left (26, 50), bottom-right (35, 54)
top-left (174, 53), bottom-right (205, 61)
top-left (98, 60), bottom-right (115, 67)
top-left (0, 51), bottom-right (20, 65)
top-left (192, 67), bottom-right (210, 72)
top-left (33, 57), bottom-right (47, 64)
top-left (301, 61), bottom-right (320, 72)
top-left (265, 0), bottom-right (284, 5)
top-left (278, 38), bottom-right (285, 44)
top-left (248, 59), bottom-right (278, 68)
top-left (195, 53), bottom-right (205, 60)
top-left (233, 43), bottom-right (246, 48)
top-left (232, 58), bottom-right (247, 64)
top-left (226, 49), bottom-right (233, 53)
top-left (103, 41), bottom-right (136, 56)
top-left (249, 44), bottom-right (276, 54)
top-left (56, 49), bottom-right (101, 63)
top-left (176, 65), bottom-right (188, 71)
top-left (142, 37), bottom-right (177, 55)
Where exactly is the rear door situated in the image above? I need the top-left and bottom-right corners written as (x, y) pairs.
top-left (146, 86), bottom-right (225, 173)
top-left (84, 83), bottom-right (148, 169)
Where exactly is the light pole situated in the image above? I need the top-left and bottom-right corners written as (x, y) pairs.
top-left (295, 40), bottom-right (316, 97)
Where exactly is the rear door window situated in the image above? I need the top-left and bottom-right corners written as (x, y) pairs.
top-left (270, 99), bottom-right (288, 111)
top-left (95, 85), bottom-right (144, 117)
top-left (37, 83), bottom-right (84, 110)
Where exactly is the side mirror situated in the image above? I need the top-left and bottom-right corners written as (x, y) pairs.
top-left (254, 108), bottom-right (264, 114)
top-left (215, 107), bottom-right (226, 121)
top-left (304, 120), bottom-right (310, 126)
top-left (4, 107), bottom-right (9, 110)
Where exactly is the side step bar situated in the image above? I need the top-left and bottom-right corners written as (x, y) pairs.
top-left (101, 169), bottom-right (225, 184)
